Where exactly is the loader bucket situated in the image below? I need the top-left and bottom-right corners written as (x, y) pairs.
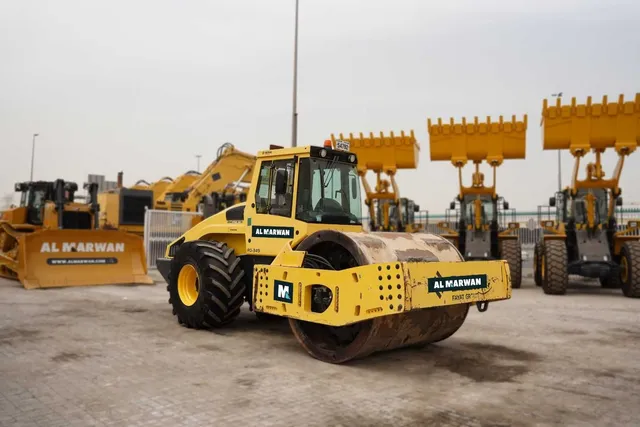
top-left (428, 115), bottom-right (527, 165)
top-left (541, 94), bottom-right (640, 154)
top-left (15, 229), bottom-right (153, 289)
top-left (331, 131), bottom-right (419, 173)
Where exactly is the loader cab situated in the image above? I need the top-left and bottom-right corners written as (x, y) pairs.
top-left (387, 198), bottom-right (419, 232)
top-left (459, 194), bottom-right (497, 230)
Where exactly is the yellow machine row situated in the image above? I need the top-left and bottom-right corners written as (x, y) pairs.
top-left (0, 179), bottom-right (152, 289)
top-left (534, 94), bottom-right (640, 297)
top-left (428, 114), bottom-right (527, 288)
top-left (156, 142), bottom-right (513, 363)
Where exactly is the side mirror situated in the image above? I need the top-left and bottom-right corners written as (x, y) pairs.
top-left (616, 197), bottom-right (623, 206)
top-left (414, 205), bottom-right (420, 212)
top-left (549, 197), bottom-right (556, 207)
top-left (275, 170), bottom-right (287, 195)
top-left (351, 176), bottom-right (358, 197)
top-left (503, 201), bottom-right (509, 210)
top-left (449, 201), bottom-right (455, 210)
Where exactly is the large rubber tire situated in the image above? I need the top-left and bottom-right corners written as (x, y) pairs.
top-left (533, 241), bottom-right (543, 287)
top-left (167, 240), bottom-right (246, 328)
top-left (501, 240), bottom-right (522, 289)
top-left (542, 240), bottom-right (568, 295)
top-left (620, 241), bottom-right (640, 298)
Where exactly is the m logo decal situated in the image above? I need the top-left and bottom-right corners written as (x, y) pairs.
top-left (274, 280), bottom-right (293, 303)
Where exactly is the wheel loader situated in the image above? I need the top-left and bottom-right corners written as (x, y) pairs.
top-left (156, 141), bottom-right (513, 364)
top-left (533, 94), bottom-right (640, 297)
top-left (330, 131), bottom-right (424, 233)
top-left (428, 114), bottom-right (526, 288)
top-left (0, 179), bottom-right (153, 289)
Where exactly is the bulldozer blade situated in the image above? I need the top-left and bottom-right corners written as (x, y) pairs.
top-left (14, 229), bottom-right (154, 289)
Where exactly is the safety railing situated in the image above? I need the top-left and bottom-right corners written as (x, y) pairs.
top-left (143, 209), bottom-right (201, 269)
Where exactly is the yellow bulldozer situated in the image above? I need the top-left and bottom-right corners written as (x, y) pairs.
top-left (428, 114), bottom-right (527, 288)
top-left (156, 140), bottom-right (513, 363)
top-left (98, 172), bottom-right (156, 236)
top-left (534, 94), bottom-right (640, 297)
top-left (0, 179), bottom-right (153, 289)
top-left (330, 131), bottom-right (423, 232)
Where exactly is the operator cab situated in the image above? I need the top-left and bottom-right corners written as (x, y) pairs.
top-left (15, 181), bottom-right (54, 225)
top-left (254, 142), bottom-right (362, 226)
top-left (459, 194), bottom-right (497, 228)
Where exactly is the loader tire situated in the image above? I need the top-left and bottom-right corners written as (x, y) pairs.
top-left (501, 240), bottom-right (522, 289)
top-left (620, 241), bottom-right (640, 298)
top-left (167, 240), bottom-right (246, 328)
top-left (541, 240), bottom-right (568, 295)
top-left (533, 241), bottom-right (543, 287)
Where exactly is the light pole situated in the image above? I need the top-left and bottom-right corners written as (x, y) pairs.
top-left (30, 133), bottom-right (39, 181)
top-left (195, 155), bottom-right (202, 172)
top-left (291, 0), bottom-right (299, 147)
top-left (551, 92), bottom-right (563, 191)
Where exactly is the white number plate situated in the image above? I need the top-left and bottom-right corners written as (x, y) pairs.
top-left (335, 139), bottom-right (350, 152)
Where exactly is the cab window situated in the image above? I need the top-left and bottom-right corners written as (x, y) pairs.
top-left (254, 159), bottom-right (296, 218)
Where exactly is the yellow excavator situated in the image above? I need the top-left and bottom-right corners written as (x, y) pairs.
top-left (99, 143), bottom-right (256, 233)
top-left (428, 114), bottom-right (526, 288)
top-left (155, 170), bottom-right (202, 211)
top-left (534, 94), bottom-right (640, 297)
top-left (130, 177), bottom-right (174, 202)
top-left (0, 179), bottom-right (152, 289)
top-left (164, 142), bottom-right (255, 216)
top-left (330, 131), bottom-right (423, 232)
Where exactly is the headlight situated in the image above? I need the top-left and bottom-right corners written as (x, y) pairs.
top-left (320, 149), bottom-right (327, 158)
top-left (348, 154), bottom-right (356, 163)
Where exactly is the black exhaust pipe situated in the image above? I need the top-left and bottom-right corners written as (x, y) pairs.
top-left (83, 183), bottom-right (100, 229)
top-left (54, 179), bottom-right (65, 229)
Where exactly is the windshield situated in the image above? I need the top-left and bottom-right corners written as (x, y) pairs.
top-left (461, 194), bottom-right (495, 224)
top-left (573, 188), bottom-right (608, 224)
top-left (27, 188), bottom-right (47, 209)
top-left (295, 157), bottom-right (362, 225)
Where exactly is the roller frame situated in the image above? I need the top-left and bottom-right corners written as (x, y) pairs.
top-left (253, 243), bottom-right (510, 327)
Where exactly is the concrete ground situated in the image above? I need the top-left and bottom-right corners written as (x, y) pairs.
top-left (0, 268), bottom-right (639, 427)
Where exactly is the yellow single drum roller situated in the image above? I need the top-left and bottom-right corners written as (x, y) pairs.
top-left (156, 141), bottom-right (512, 364)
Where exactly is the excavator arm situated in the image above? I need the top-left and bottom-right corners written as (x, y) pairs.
top-left (180, 143), bottom-right (256, 212)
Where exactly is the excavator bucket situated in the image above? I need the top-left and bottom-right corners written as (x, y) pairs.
top-left (541, 94), bottom-right (640, 154)
top-left (331, 131), bottom-right (419, 173)
top-left (428, 115), bottom-right (527, 165)
top-left (2, 228), bottom-right (153, 289)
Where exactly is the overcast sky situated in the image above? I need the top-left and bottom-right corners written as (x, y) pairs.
top-left (1, 0), bottom-right (639, 213)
